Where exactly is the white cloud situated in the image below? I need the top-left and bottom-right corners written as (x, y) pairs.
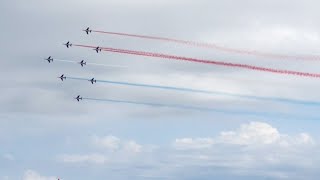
top-left (59, 136), bottom-right (144, 165)
top-left (23, 170), bottom-right (56, 180)
top-left (124, 141), bottom-right (142, 153)
top-left (217, 122), bottom-right (315, 148)
top-left (59, 153), bottom-right (107, 164)
top-left (174, 122), bottom-right (315, 150)
top-left (55, 123), bottom-right (319, 179)
top-left (218, 121), bottom-right (281, 145)
top-left (92, 135), bottom-right (121, 151)
top-left (174, 138), bottom-right (214, 150)
top-left (92, 135), bottom-right (143, 153)
top-left (170, 122), bottom-right (319, 179)
top-left (296, 133), bottom-right (315, 144)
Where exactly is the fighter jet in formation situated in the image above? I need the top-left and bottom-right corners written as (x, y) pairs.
top-left (94, 46), bottom-right (102, 53)
top-left (89, 78), bottom-right (97, 84)
top-left (45, 56), bottom-right (53, 63)
top-left (58, 74), bottom-right (66, 81)
top-left (75, 95), bottom-right (82, 102)
top-left (64, 41), bottom-right (72, 48)
top-left (79, 60), bottom-right (86, 67)
top-left (83, 27), bottom-right (92, 34)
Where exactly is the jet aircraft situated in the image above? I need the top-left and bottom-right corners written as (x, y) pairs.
top-left (59, 74), bottom-right (66, 81)
top-left (75, 95), bottom-right (82, 101)
top-left (64, 41), bottom-right (72, 48)
top-left (89, 78), bottom-right (97, 84)
top-left (83, 27), bottom-right (92, 34)
top-left (94, 46), bottom-right (102, 53)
top-left (79, 60), bottom-right (86, 67)
top-left (45, 56), bottom-right (53, 63)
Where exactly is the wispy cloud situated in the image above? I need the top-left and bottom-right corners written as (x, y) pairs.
top-left (23, 170), bottom-right (56, 180)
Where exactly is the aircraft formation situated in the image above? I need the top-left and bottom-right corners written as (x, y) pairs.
top-left (45, 27), bottom-right (101, 102)
top-left (44, 27), bottom-right (320, 119)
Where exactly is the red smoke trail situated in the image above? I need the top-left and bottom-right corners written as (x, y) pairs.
top-left (73, 44), bottom-right (320, 78)
top-left (91, 30), bottom-right (320, 61)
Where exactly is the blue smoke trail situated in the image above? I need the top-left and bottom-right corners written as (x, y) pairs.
top-left (67, 77), bottom-right (320, 107)
top-left (82, 97), bottom-right (319, 121)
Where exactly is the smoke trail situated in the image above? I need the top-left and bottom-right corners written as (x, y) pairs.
top-left (67, 76), bottom-right (320, 106)
top-left (53, 59), bottom-right (76, 63)
top-left (73, 44), bottom-right (320, 78)
top-left (82, 97), bottom-right (319, 121)
top-left (86, 62), bottom-right (127, 68)
top-left (52, 58), bottom-right (127, 68)
top-left (91, 30), bottom-right (320, 61)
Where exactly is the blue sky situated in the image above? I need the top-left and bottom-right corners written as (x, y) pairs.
top-left (1, 0), bottom-right (320, 179)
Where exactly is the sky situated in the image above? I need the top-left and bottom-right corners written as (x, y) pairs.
top-left (1, 0), bottom-right (320, 179)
